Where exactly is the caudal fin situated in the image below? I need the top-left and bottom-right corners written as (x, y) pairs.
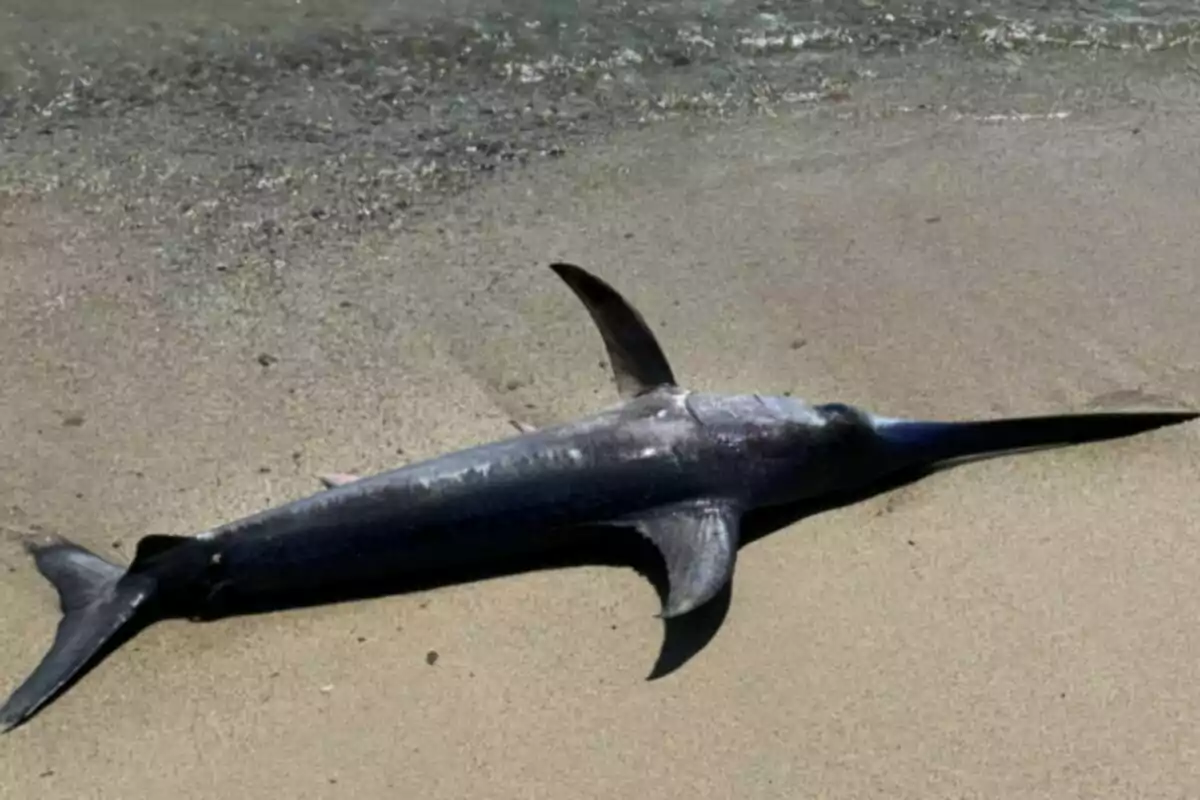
top-left (0, 535), bottom-right (156, 733)
top-left (872, 410), bottom-right (1199, 467)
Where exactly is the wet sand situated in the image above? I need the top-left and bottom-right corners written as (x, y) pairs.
top-left (3, 87), bottom-right (1200, 797)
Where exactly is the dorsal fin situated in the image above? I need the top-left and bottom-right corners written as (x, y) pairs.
top-left (549, 262), bottom-right (677, 399)
top-left (509, 419), bottom-right (537, 434)
top-left (131, 534), bottom-right (192, 568)
top-left (317, 472), bottom-right (361, 489)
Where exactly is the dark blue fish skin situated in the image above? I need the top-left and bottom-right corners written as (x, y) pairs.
top-left (180, 390), bottom-right (874, 614)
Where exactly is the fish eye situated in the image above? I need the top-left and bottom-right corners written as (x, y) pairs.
top-left (815, 402), bottom-right (864, 422)
top-left (816, 402), bottom-right (853, 414)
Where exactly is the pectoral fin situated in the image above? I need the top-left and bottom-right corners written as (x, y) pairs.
top-left (618, 498), bottom-right (741, 618)
top-left (549, 262), bottom-right (677, 399)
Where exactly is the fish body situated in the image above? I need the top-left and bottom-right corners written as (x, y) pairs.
top-left (2, 262), bottom-right (1195, 733)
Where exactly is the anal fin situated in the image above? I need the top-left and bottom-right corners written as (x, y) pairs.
top-left (617, 498), bottom-right (741, 619)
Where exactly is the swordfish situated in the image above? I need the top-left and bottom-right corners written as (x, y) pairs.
top-left (1, 262), bottom-right (1196, 732)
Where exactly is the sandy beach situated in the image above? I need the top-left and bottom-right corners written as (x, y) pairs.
top-left (4, 3), bottom-right (1200, 797)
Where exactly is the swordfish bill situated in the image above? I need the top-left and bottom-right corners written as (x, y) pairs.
top-left (2, 261), bottom-right (1197, 733)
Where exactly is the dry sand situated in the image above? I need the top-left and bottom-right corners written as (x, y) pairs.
top-left (3, 94), bottom-right (1200, 798)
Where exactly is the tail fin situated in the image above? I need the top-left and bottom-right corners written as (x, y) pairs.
top-left (872, 410), bottom-right (1198, 467)
top-left (0, 535), bottom-right (156, 733)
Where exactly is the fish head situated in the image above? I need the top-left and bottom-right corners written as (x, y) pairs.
top-left (684, 392), bottom-right (890, 506)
